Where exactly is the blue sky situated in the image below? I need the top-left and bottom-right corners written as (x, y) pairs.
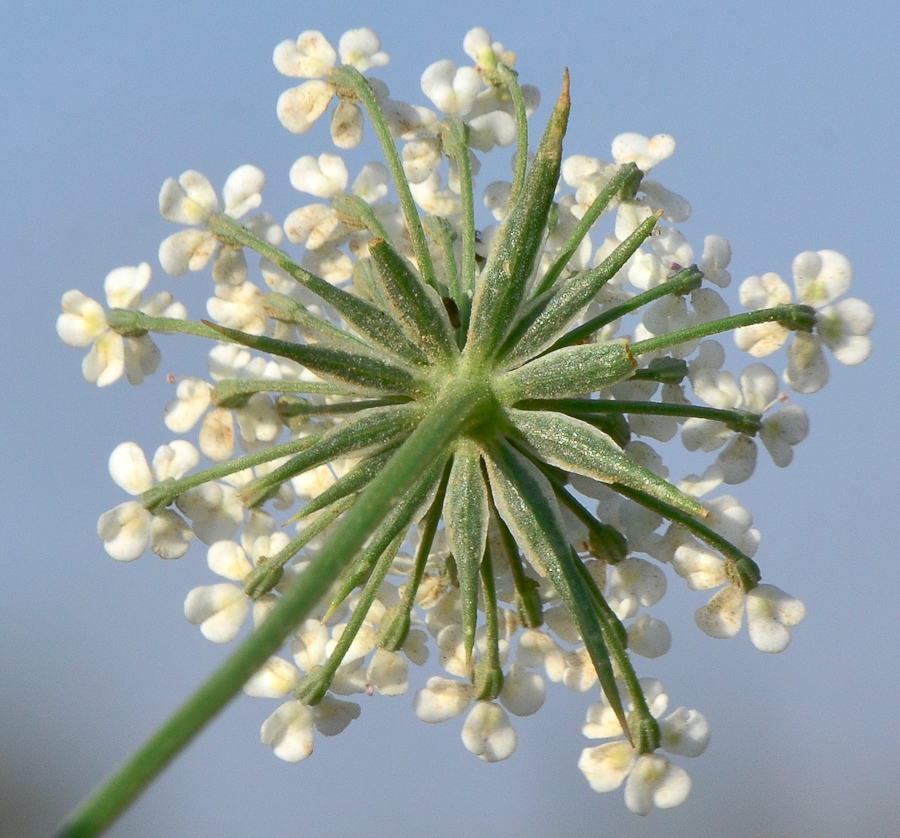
top-left (2, 2), bottom-right (899, 836)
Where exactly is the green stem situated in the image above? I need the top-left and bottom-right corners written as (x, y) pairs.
top-left (206, 213), bottom-right (430, 367)
top-left (496, 63), bottom-right (529, 206)
top-left (328, 65), bottom-right (438, 293)
top-left (532, 164), bottom-right (643, 298)
top-left (491, 502), bottom-right (543, 629)
top-left (548, 266), bottom-right (704, 351)
top-left (574, 559), bottom-right (660, 752)
top-left (211, 378), bottom-right (375, 406)
top-left (243, 495), bottom-right (356, 600)
top-left (440, 117), bottom-right (478, 335)
top-left (630, 304), bottom-right (817, 357)
top-left (612, 484), bottom-right (761, 591)
top-left (276, 396), bottom-right (409, 420)
top-left (379, 461), bottom-right (451, 652)
top-left (55, 377), bottom-right (490, 838)
top-left (472, 542), bottom-right (503, 702)
top-left (423, 216), bottom-right (461, 302)
top-left (141, 435), bottom-right (320, 513)
top-left (298, 530), bottom-right (407, 705)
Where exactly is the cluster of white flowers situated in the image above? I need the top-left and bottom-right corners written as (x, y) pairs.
top-left (57, 25), bottom-right (873, 816)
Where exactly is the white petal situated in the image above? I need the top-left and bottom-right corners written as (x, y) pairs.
top-left (792, 249), bottom-right (852, 307)
top-left (714, 434), bottom-right (758, 485)
top-left (104, 263), bottom-right (151, 308)
top-left (330, 100), bottom-right (365, 149)
top-left (366, 649), bottom-right (409, 696)
top-left (82, 331), bottom-right (124, 387)
top-left (461, 702), bottom-right (517, 762)
top-left (413, 676), bottom-right (471, 722)
top-left (420, 60), bottom-right (481, 116)
top-left (57, 290), bottom-right (107, 346)
top-left (199, 408), bottom-right (235, 461)
top-left (222, 165), bottom-right (265, 218)
top-left (607, 557), bottom-right (667, 620)
top-left (338, 28), bottom-right (389, 72)
top-left (746, 584), bottom-right (806, 653)
top-left (313, 694), bottom-right (360, 736)
top-left (206, 540), bottom-right (252, 581)
top-left (739, 272), bottom-right (791, 310)
top-left (694, 585), bottom-right (744, 638)
top-left (627, 614), bottom-right (671, 658)
top-left (273, 31), bottom-right (337, 78)
top-left (261, 701), bottom-right (315, 762)
top-left (660, 707), bottom-right (710, 757)
top-left (817, 298), bottom-right (875, 364)
top-left (291, 619), bottom-right (330, 671)
top-left (148, 509), bottom-right (193, 559)
top-left (243, 656), bottom-right (300, 698)
top-left (158, 170), bottom-right (217, 225)
top-left (289, 153), bottom-right (348, 197)
top-left (158, 229), bottom-right (217, 276)
top-left (164, 378), bottom-right (211, 433)
top-left (123, 334), bottom-right (160, 385)
top-left (734, 321), bottom-right (789, 358)
top-left (108, 442), bottom-right (153, 494)
top-left (97, 501), bottom-right (150, 561)
top-left (625, 754), bottom-right (691, 814)
top-left (499, 663), bottom-right (545, 716)
top-left (183, 582), bottom-right (249, 643)
top-left (784, 333), bottom-right (829, 393)
top-left (277, 80), bottom-right (334, 135)
top-left (578, 741), bottom-right (636, 793)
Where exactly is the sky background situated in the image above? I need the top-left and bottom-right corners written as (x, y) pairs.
top-left (2, 2), bottom-right (898, 836)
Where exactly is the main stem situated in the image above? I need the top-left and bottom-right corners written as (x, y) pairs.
top-left (56, 376), bottom-right (490, 838)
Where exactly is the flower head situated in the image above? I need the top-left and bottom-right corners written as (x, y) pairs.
top-left (60, 23), bottom-right (871, 819)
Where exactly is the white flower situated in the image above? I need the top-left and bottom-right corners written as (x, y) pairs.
top-left (420, 59), bottom-right (482, 117)
top-left (57, 263), bottom-right (185, 387)
top-left (243, 656), bottom-right (301, 698)
top-left (612, 132), bottom-right (676, 173)
top-left (579, 680), bottom-right (708, 813)
top-left (626, 614), bottom-right (672, 658)
top-left (285, 154), bottom-right (389, 252)
top-left (682, 362), bottom-right (809, 489)
top-left (261, 694), bottom-right (361, 762)
top-left (735, 250), bottom-right (874, 393)
top-left (694, 582), bottom-right (805, 652)
top-left (606, 557), bottom-right (667, 620)
top-left (158, 166), bottom-right (277, 284)
top-left (414, 676), bottom-right (472, 722)
top-left (275, 29), bottom-right (388, 148)
top-left (745, 583), bottom-right (807, 653)
top-left (97, 440), bottom-right (198, 561)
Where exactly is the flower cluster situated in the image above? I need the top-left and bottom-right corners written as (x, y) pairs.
top-left (58, 26), bottom-right (873, 816)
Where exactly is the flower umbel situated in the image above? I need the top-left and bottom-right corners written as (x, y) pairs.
top-left (58, 24), bottom-right (873, 833)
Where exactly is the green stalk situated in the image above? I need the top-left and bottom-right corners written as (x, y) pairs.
top-left (547, 266), bottom-right (704, 351)
top-left (630, 304), bottom-right (817, 357)
top-left (574, 559), bottom-right (660, 752)
top-left (211, 378), bottom-right (376, 405)
top-left (328, 65), bottom-right (439, 293)
top-left (54, 377), bottom-right (491, 838)
top-left (140, 434), bottom-right (320, 513)
top-left (495, 63), bottom-right (529, 206)
top-left (532, 163), bottom-right (643, 298)
top-left (440, 117), bottom-right (478, 333)
top-left (206, 213), bottom-right (430, 367)
top-left (612, 484), bottom-right (761, 591)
